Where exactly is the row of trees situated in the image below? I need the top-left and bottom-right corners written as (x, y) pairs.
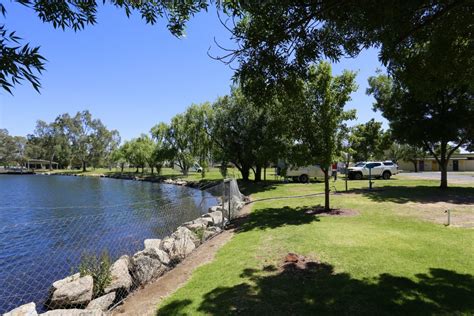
top-left (0, 129), bottom-right (27, 167)
top-left (0, 111), bottom-right (120, 171)
top-left (102, 62), bottom-right (432, 210)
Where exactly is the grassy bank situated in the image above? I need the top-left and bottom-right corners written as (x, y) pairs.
top-left (35, 167), bottom-right (239, 182)
top-left (157, 177), bottom-right (474, 315)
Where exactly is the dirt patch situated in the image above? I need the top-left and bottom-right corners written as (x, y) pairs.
top-left (304, 206), bottom-right (359, 217)
top-left (280, 253), bottom-right (333, 276)
top-left (111, 203), bottom-right (253, 316)
top-left (403, 202), bottom-right (474, 228)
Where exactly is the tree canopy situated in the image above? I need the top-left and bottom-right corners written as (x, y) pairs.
top-left (367, 71), bottom-right (473, 188)
top-left (349, 119), bottom-right (391, 162)
top-left (289, 62), bottom-right (357, 210)
top-left (217, 1), bottom-right (472, 98)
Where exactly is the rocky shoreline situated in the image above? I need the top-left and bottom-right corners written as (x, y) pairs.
top-left (4, 173), bottom-right (246, 316)
top-left (5, 203), bottom-right (243, 316)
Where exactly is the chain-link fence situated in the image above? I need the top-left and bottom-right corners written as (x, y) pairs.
top-left (0, 195), bottom-right (220, 313)
top-left (202, 178), bottom-right (247, 222)
top-left (1, 178), bottom-right (246, 314)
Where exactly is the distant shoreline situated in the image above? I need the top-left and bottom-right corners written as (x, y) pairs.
top-left (30, 170), bottom-right (220, 191)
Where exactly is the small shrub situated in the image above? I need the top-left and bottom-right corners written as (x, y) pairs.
top-left (195, 227), bottom-right (205, 242)
top-left (78, 250), bottom-right (112, 298)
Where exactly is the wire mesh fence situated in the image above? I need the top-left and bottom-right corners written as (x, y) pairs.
top-left (203, 178), bottom-right (247, 221)
top-left (0, 178), bottom-right (246, 314)
top-left (0, 196), bottom-right (218, 313)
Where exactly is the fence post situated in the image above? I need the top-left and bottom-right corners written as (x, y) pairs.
top-left (369, 168), bottom-right (373, 190)
top-left (222, 179), bottom-right (226, 227)
top-left (228, 180), bottom-right (232, 223)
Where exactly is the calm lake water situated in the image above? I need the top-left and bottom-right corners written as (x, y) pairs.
top-left (0, 175), bottom-right (218, 313)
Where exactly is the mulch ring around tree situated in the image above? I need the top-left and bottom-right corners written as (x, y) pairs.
top-left (304, 206), bottom-right (359, 217)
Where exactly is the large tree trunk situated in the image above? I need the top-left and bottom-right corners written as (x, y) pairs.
top-left (323, 168), bottom-right (330, 211)
top-left (120, 163), bottom-right (124, 174)
top-left (345, 162), bottom-right (349, 192)
top-left (240, 165), bottom-right (250, 181)
top-left (49, 154), bottom-right (55, 171)
top-left (264, 166), bottom-right (267, 181)
top-left (254, 165), bottom-right (262, 182)
top-left (412, 160), bottom-right (418, 172)
top-left (150, 166), bottom-right (154, 175)
top-left (440, 158), bottom-right (448, 189)
top-left (439, 142), bottom-right (448, 189)
top-left (82, 161), bottom-right (86, 172)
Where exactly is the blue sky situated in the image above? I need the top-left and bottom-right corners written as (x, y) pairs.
top-left (0, 4), bottom-right (386, 141)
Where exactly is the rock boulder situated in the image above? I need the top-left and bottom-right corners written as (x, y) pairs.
top-left (172, 226), bottom-right (200, 249)
top-left (48, 273), bottom-right (93, 309)
top-left (144, 239), bottom-right (161, 251)
top-left (202, 226), bottom-right (222, 242)
top-left (40, 309), bottom-right (105, 316)
top-left (202, 211), bottom-right (224, 226)
top-left (86, 292), bottom-right (116, 311)
top-left (159, 236), bottom-right (175, 255)
top-left (3, 302), bottom-right (37, 316)
top-left (131, 248), bottom-right (168, 285)
top-left (104, 256), bottom-right (132, 295)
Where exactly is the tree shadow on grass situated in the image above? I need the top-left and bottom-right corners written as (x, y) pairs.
top-left (237, 180), bottom-right (280, 196)
top-left (157, 263), bottom-right (474, 315)
top-left (351, 186), bottom-right (474, 205)
top-left (230, 206), bottom-right (321, 233)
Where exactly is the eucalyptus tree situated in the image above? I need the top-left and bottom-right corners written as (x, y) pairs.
top-left (0, 129), bottom-right (15, 166)
top-left (54, 110), bottom-right (119, 171)
top-left (30, 120), bottom-right (65, 170)
top-left (89, 127), bottom-right (121, 169)
top-left (290, 62), bottom-right (357, 211)
top-left (0, 129), bottom-right (29, 167)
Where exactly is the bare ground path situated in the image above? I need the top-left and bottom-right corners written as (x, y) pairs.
top-left (111, 203), bottom-right (252, 316)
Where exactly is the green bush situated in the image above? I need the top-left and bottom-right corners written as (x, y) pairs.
top-left (195, 227), bottom-right (205, 241)
top-left (78, 250), bottom-right (112, 298)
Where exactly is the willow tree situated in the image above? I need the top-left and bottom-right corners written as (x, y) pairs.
top-left (291, 62), bottom-right (357, 210)
top-left (183, 103), bottom-right (214, 178)
top-left (150, 122), bottom-right (174, 175)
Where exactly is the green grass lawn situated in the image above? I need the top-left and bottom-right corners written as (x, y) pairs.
top-left (36, 167), bottom-right (236, 182)
top-left (157, 177), bottom-right (474, 315)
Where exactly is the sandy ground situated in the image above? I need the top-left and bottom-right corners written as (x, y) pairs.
top-left (402, 202), bottom-right (474, 228)
top-left (110, 203), bottom-right (252, 316)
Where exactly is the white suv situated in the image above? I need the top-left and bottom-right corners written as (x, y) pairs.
top-left (347, 161), bottom-right (399, 180)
